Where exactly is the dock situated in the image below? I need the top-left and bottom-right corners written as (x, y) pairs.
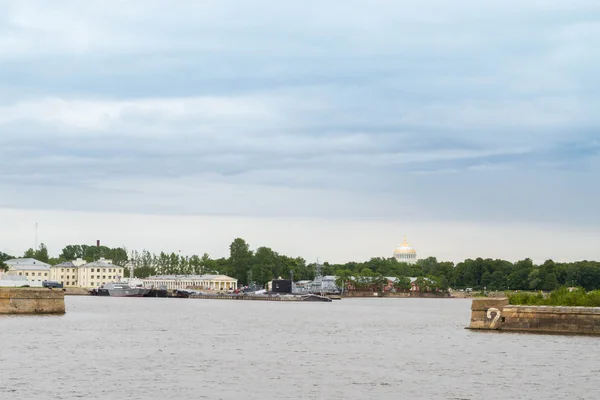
top-left (177, 292), bottom-right (332, 302)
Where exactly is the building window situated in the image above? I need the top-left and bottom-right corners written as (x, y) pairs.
top-left (44, 273), bottom-right (48, 276)
top-left (91, 282), bottom-right (94, 286)
top-left (103, 269), bottom-right (106, 272)
top-left (19, 272), bottom-right (22, 276)
top-left (61, 269), bottom-right (64, 272)
top-left (25, 273), bottom-right (29, 276)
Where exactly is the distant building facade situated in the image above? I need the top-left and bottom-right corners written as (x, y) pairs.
top-left (393, 236), bottom-right (418, 264)
top-left (142, 275), bottom-right (238, 291)
top-left (5, 258), bottom-right (51, 282)
top-left (50, 258), bottom-right (124, 288)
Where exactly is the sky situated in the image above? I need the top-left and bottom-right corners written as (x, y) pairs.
top-left (1, 0), bottom-right (599, 263)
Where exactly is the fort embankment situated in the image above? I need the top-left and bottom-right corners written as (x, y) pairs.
top-left (343, 291), bottom-right (451, 298)
top-left (0, 288), bottom-right (66, 314)
top-left (468, 298), bottom-right (600, 335)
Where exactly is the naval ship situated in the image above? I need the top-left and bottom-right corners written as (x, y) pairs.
top-left (90, 282), bottom-right (151, 297)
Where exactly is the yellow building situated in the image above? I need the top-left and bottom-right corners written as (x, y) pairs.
top-left (5, 258), bottom-right (51, 282)
top-left (51, 258), bottom-right (125, 288)
top-left (142, 274), bottom-right (238, 291)
top-left (393, 236), bottom-right (418, 264)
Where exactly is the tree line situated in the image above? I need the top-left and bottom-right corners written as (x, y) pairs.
top-left (2, 239), bottom-right (600, 291)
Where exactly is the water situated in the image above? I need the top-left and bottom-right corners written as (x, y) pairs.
top-left (0, 297), bottom-right (598, 400)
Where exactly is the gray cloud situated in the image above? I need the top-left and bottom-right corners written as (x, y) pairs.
top-left (1, 0), bottom-right (599, 228)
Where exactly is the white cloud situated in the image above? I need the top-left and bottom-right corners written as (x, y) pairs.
top-left (1, 207), bottom-right (598, 264)
top-left (0, 95), bottom-right (284, 132)
top-left (0, 0), bottom-right (599, 259)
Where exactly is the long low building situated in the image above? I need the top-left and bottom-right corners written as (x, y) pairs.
top-left (142, 274), bottom-right (238, 291)
top-left (0, 275), bottom-right (44, 287)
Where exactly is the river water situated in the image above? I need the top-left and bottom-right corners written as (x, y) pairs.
top-left (0, 297), bottom-right (598, 399)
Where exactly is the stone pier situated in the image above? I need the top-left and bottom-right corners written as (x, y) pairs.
top-left (0, 288), bottom-right (66, 314)
top-left (468, 297), bottom-right (600, 335)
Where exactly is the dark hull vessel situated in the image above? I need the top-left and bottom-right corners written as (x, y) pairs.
top-left (89, 282), bottom-right (150, 297)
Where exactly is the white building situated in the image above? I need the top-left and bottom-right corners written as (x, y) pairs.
top-left (50, 258), bottom-right (124, 288)
top-left (0, 275), bottom-right (43, 287)
top-left (5, 258), bottom-right (51, 282)
top-left (142, 274), bottom-right (238, 291)
top-left (393, 236), bottom-right (418, 264)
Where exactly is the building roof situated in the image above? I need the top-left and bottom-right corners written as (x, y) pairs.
top-left (83, 260), bottom-right (122, 268)
top-left (53, 261), bottom-right (76, 268)
top-left (5, 258), bottom-right (51, 270)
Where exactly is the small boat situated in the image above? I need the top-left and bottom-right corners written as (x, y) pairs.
top-left (173, 289), bottom-right (205, 298)
top-left (90, 282), bottom-right (151, 297)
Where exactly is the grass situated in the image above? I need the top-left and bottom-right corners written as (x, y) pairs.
top-left (507, 288), bottom-right (600, 307)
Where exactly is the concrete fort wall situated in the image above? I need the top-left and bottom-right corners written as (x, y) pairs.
top-left (0, 288), bottom-right (66, 314)
top-left (468, 298), bottom-right (600, 335)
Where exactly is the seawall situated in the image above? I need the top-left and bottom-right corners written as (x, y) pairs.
top-left (468, 298), bottom-right (600, 335)
top-left (344, 291), bottom-right (451, 298)
top-left (64, 287), bottom-right (90, 296)
top-left (0, 288), bottom-right (66, 315)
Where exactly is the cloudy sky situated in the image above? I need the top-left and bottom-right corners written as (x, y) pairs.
top-left (1, 0), bottom-right (599, 263)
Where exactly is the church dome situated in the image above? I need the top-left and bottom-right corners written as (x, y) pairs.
top-left (393, 236), bottom-right (417, 263)
top-left (394, 236), bottom-right (416, 255)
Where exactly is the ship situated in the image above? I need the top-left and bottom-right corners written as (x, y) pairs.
top-left (90, 282), bottom-right (151, 297)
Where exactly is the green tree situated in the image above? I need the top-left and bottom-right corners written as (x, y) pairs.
top-left (489, 271), bottom-right (505, 291)
top-left (229, 238), bottom-right (253, 285)
top-left (35, 243), bottom-right (50, 263)
top-left (542, 273), bottom-right (559, 291)
top-left (200, 253), bottom-right (219, 274)
top-left (528, 269), bottom-right (541, 290)
top-left (60, 245), bottom-right (84, 260)
top-left (414, 277), bottom-right (429, 292)
top-left (0, 251), bottom-right (13, 262)
top-left (481, 271), bottom-right (492, 288)
top-left (22, 244), bottom-right (50, 263)
top-left (437, 275), bottom-right (449, 291)
top-left (335, 269), bottom-right (353, 289)
top-left (539, 260), bottom-right (558, 291)
top-left (253, 246), bottom-right (280, 284)
top-left (23, 248), bottom-right (35, 258)
top-left (109, 247), bottom-right (129, 266)
top-left (393, 276), bottom-right (411, 291)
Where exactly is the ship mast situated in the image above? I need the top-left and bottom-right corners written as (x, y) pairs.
top-left (129, 251), bottom-right (136, 281)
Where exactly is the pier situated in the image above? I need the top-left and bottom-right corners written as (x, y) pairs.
top-left (177, 292), bottom-right (332, 302)
top-left (467, 298), bottom-right (600, 335)
top-left (0, 288), bottom-right (66, 314)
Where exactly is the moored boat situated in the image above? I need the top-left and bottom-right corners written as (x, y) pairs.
top-left (90, 282), bottom-right (151, 297)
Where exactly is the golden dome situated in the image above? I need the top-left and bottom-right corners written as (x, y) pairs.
top-left (393, 236), bottom-right (417, 255)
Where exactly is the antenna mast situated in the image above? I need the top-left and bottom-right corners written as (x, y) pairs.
top-left (315, 258), bottom-right (322, 280)
top-left (129, 250), bottom-right (136, 281)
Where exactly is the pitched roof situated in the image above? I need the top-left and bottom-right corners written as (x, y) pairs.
top-left (53, 261), bottom-right (76, 267)
top-left (83, 260), bottom-right (121, 268)
top-left (5, 258), bottom-right (51, 270)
